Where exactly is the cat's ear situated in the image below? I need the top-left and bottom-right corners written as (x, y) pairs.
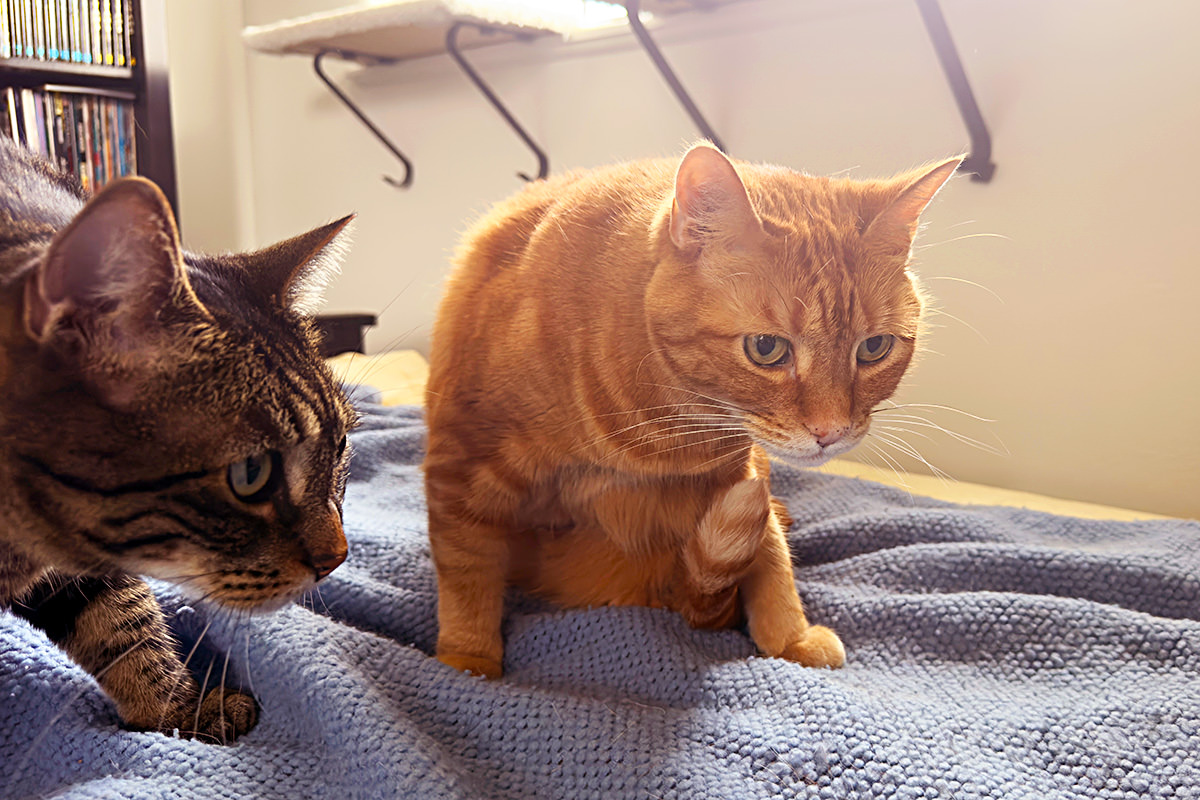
top-left (23, 176), bottom-right (188, 348)
top-left (240, 215), bottom-right (355, 315)
top-left (669, 143), bottom-right (763, 253)
top-left (862, 156), bottom-right (964, 250)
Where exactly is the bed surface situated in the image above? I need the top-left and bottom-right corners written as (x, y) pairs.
top-left (2, 351), bottom-right (1196, 799)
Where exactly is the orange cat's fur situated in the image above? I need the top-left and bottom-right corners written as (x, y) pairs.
top-left (424, 143), bottom-right (961, 678)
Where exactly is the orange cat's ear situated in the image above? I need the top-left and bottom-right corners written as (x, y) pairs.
top-left (863, 156), bottom-right (964, 250)
top-left (669, 143), bottom-right (763, 253)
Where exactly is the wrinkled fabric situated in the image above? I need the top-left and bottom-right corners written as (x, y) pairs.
top-left (2, 403), bottom-right (1197, 799)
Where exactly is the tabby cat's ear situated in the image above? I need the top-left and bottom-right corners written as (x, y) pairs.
top-left (669, 143), bottom-right (763, 253)
top-left (240, 215), bottom-right (355, 315)
top-left (862, 156), bottom-right (964, 251)
top-left (23, 176), bottom-right (188, 348)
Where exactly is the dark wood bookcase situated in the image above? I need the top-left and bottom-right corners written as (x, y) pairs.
top-left (0, 0), bottom-right (177, 214)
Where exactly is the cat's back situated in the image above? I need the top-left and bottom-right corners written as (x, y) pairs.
top-left (454, 156), bottom-right (677, 284)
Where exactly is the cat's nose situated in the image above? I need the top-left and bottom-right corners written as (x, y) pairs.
top-left (307, 546), bottom-right (347, 581)
top-left (806, 422), bottom-right (846, 448)
top-left (303, 502), bottom-right (348, 581)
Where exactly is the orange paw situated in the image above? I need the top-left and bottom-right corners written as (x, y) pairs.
top-left (779, 625), bottom-right (846, 669)
top-left (438, 651), bottom-right (503, 679)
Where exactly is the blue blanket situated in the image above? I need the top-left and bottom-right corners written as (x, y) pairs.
top-left (2, 402), bottom-right (1198, 799)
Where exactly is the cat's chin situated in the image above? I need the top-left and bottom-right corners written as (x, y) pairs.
top-left (757, 444), bottom-right (837, 469)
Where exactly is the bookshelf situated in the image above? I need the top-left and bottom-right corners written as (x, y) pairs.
top-left (0, 0), bottom-right (177, 213)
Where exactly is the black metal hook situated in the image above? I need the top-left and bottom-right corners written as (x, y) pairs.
top-left (445, 22), bottom-right (549, 182)
top-left (313, 49), bottom-right (414, 189)
top-left (914, 0), bottom-right (995, 182)
top-left (624, 0), bottom-right (727, 154)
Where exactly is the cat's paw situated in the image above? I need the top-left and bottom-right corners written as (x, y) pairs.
top-left (779, 625), bottom-right (846, 669)
top-left (438, 651), bottom-right (503, 679)
top-left (188, 687), bottom-right (260, 744)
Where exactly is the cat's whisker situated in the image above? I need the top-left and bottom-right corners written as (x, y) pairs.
top-left (872, 413), bottom-right (1007, 456)
top-left (913, 231), bottom-right (1011, 250)
top-left (873, 423), bottom-right (939, 446)
top-left (597, 420), bottom-right (747, 459)
top-left (874, 401), bottom-right (996, 423)
top-left (861, 442), bottom-right (915, 492)
top-left (853, 447), bottom-right (920, 508)
top-left (869, 431), bottom-right (955, 484)
top-left (575, 412), bottom-right (739, 453)
top-left (218, 648), bottom-right (233, 745)
top-left (604, 429), bottom-right (749, 463)
top-left (193, 653), bottom-right (217, 739)
top-left (373, 278), bottom-right (416, 323)
top-left (159, 617), bottom-right (213, 733)
top-left (921, 307), bottom-right (988, 343)
top-left (921, 275), bottom-right (1005, 304)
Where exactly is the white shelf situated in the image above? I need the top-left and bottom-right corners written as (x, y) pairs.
top-left (241, 0), bottom-right (746, 64)
top-left (244, 0), bottom-right (592, 63)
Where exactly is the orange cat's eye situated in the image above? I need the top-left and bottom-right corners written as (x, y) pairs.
top-left (744, 334), bottom-right (791, 367)
top-left (856, 334), bottom-right (895, 364)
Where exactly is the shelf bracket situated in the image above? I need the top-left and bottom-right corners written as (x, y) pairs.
top-left (624, 0), bottom-right (727, 153)
top-left (914, 0), bottom-right (995, 182)
top-left (445, 22), bottom-right (549, 182)
top-left (313, 49), bottom-right (413, 189)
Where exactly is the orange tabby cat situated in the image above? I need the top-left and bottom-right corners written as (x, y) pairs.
top-left (424, 143), bottom-right (961, 678)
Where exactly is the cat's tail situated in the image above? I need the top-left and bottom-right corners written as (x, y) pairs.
top-left (679, 478), bottom-right (772, 629)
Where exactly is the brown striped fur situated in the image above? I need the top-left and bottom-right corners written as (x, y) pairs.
top-left (425, 143), bottom-right (961, 677)
top-left (0, 137), bottom-right (356, 741)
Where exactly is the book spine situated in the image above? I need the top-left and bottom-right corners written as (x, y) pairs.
top-left (73, 94), bottom-right (88, 190)
top-left (88, 0), bottom-right (99, 65)
top-left (0, 89), bottom-right (11, 142)
top-left (61, 93), bottom-right (77, 177)
top-left (0, 1), bottom-right (9, 59)
top-left (20, 0), bottom-right (33, 58)
top-left (111, 0), bottom-right (123, 67)
top-left (98, 0), bottom-right (109, 65)
top-left (52, 92), bottom-right (67, 170)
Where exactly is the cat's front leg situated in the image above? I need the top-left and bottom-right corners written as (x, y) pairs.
top-left (14, 572), bottom-right (258, 742)
top-left (679, 478), bottom-right (773, 628)
top-left (428, 513), bottom-right (511, 679)
top-left (738, 507), bottom-right (845, 669)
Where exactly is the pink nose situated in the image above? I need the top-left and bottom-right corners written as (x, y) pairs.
top-left (806, 422), bottom-right (846, 448)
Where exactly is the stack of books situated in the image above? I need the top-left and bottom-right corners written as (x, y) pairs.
top-left (2, 0), bottom-right (132, 66)
top-left (1, 86), bottom-right (135, 191)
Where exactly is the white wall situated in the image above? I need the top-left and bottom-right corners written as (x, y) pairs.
top-left (168, 0), bottom-right (1200, 519)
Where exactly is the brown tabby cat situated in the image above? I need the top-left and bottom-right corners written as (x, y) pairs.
top-left (425, 142), bottom-right (961, 678)
top-left (0, 137), bottom-right (356, 742)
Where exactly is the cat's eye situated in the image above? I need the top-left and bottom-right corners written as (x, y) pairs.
top-left (744, 334), bottom-right (791, 367)
top-left (856, 334), bottom-right (895, 364)
top-left (227, 451), bottom-right (279, 503)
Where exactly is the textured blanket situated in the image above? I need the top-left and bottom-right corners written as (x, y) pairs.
top-left (2, 402), bottom-right (1198, 799)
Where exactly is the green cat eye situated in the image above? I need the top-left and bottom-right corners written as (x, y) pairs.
top-left (856, 334), bottom-right (895, 364)
top-left (228, 451), bottom-right (278, 503)
top-left (744, 334), bottom-right (791, 367)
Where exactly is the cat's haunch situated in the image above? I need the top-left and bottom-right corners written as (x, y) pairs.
top-left (425, 143), bottom-right (961, 677)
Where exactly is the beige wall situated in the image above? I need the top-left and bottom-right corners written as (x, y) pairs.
top-left (167, 0), bottom-right (1200, 519)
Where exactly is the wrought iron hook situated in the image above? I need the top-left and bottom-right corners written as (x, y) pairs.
top-left (914, 0), bottom-right (995, 182)
top-left (313, 49), bottom-right (414, 189)
top-left (624, 0), bottom-right (727, 154)
top-left (445, 22), bottom-right (549, 182)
